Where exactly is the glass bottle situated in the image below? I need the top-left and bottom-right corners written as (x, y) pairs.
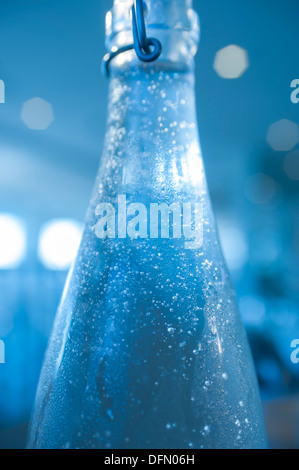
top-left (28, 0), bottom-right (267, 449)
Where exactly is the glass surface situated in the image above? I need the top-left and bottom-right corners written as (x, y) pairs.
top-left (28, 0), bottom-right (267, 449)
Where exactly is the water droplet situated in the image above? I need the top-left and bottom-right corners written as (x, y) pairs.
top-left (107, 409), bottom-right (114, 420)
top-left (201, 425), bottom-right (210, 436)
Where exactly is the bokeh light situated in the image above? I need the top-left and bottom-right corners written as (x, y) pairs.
top-left (239, 295), bottom-right (266, 328)
top-left (38, 219), bottom-right (82, 270)
top-left (213, 44), bottom-right (249, 79)
top-left (244, 173), bottom-right (276, 204)
top-left (218, 222), bottom-right (249, 270)
top-left (283, 149), bottom-right (299, 181)
top-left (0, 214), bottom-right (26, 269)
top-left (21, 97), bottom-right (55, 130)
top-left (250, 229), bottom-right (282, 268)
top-left (266, 119), bottom-right (299, 152)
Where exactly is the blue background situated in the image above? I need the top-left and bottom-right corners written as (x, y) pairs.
top-left (0, 0), bottom-right (298, 448)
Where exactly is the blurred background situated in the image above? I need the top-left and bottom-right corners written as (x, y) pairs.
top-left (0, 0), bottom-right (298, 449)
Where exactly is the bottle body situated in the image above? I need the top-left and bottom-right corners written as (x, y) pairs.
top-left (28, 67), bottom-right (267, 449)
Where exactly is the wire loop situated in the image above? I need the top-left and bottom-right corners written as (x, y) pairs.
top-left (103, 0), bottom-right (162, 76)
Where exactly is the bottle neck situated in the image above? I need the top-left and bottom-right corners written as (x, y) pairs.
top-left (101, 1), bottom-right (203, 196)
top-left (107, 68), bottom-right (198, 142)
top-left (106, 0), bottom-right (199, 74)
top-left (103, 68), bottom-right (204, 196)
